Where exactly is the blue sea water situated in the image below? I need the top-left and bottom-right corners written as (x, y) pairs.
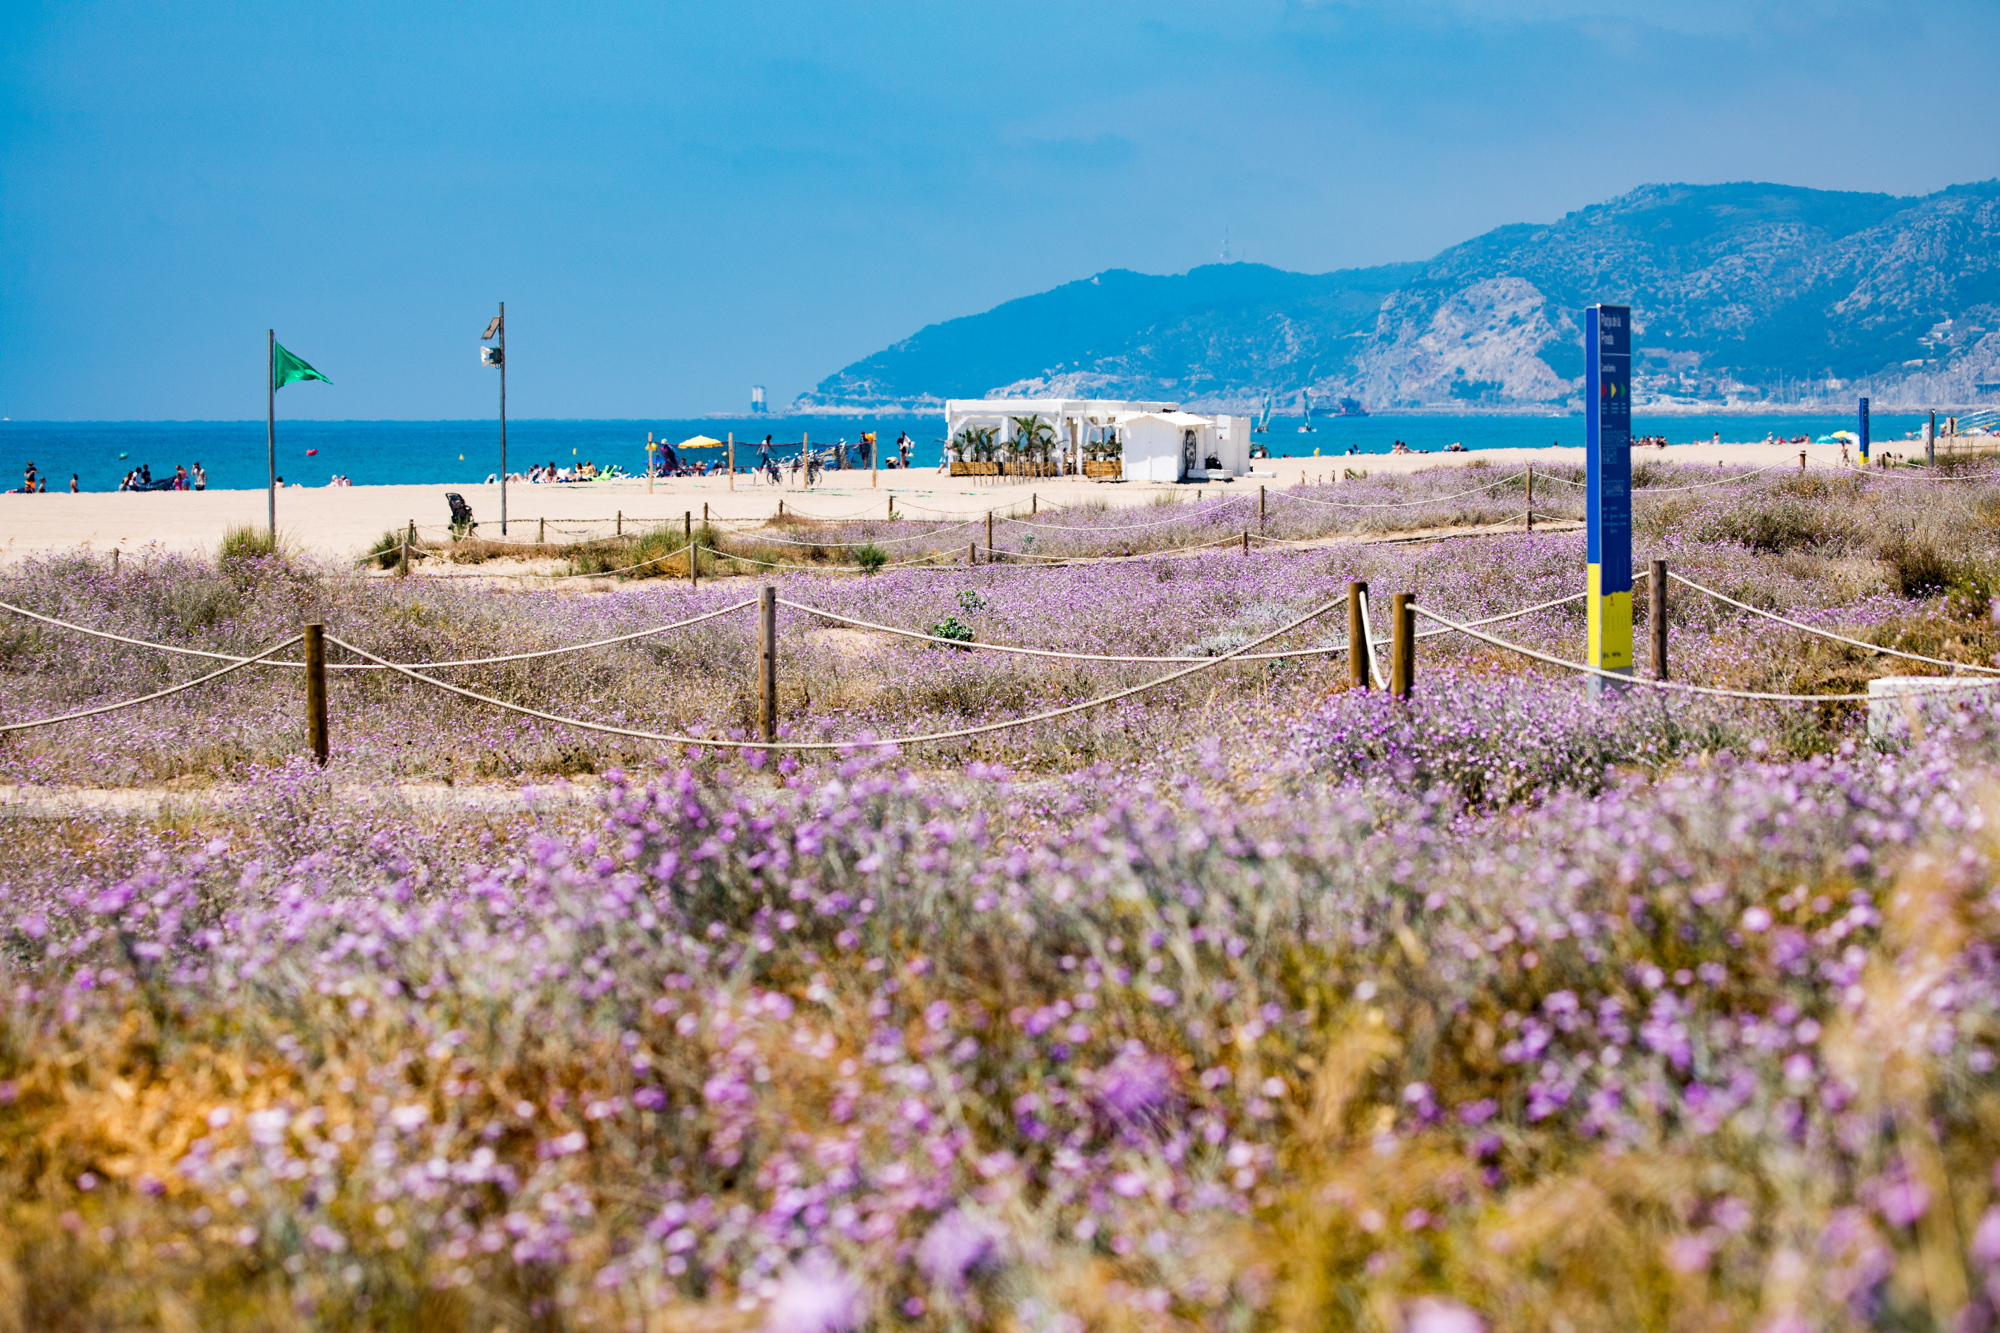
top-left (0, 411), bottom-right (1932, 492)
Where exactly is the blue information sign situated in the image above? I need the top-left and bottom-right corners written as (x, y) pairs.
top-left (1585, 304), bottom-right (1633, 687)
top-left (1858, 396), bottom-right (1871, 466)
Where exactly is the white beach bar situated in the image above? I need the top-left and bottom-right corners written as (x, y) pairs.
top-left (943, 398), bottom-right (1255, 482)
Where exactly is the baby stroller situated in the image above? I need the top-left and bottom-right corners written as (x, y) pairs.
top-left (445, 492), bottom-right (478, 540)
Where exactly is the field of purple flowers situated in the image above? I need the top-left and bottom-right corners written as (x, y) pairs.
top-left (6, 462), bottom-right (2000, 1331)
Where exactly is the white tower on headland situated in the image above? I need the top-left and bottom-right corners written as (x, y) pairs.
top-left (751, 386), bottom-right (767, 414)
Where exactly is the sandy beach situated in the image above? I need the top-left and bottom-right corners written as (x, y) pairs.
top-left (0, 439), bottom-right (1906, 562)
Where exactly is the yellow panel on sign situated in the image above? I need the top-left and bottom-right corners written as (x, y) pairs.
top-left (1587, 563), bottom-right (1633, 674)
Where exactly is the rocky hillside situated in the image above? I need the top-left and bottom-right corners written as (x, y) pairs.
top-left (798, 180), bottom-right (2000, 412)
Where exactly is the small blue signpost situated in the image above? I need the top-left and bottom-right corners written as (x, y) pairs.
top-left (1858, 396), bottom-right (1871, 467)
top-left (1585, 304), bottom-right (1633, 694)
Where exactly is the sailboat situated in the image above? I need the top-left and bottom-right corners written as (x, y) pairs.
top-left (1297, 387), bottom-right (1317, 433)
top-left (1253, 395), bottom-right (1273, 433)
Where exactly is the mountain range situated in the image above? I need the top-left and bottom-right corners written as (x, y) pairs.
top-left (796, 180), bottom-right (2000, 413)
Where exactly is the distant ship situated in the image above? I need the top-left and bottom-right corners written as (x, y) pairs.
top-left (1335, 397), bottom-right (1369, 418)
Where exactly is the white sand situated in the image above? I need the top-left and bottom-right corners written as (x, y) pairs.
top-left (0, 439), bottom-right (1891, 563)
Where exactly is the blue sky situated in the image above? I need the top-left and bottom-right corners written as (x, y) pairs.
top-left (3, 0), bottom-right (1996, 420)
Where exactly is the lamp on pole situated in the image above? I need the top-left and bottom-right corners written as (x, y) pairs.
top-left (481, 304), bottom-right (507, 534)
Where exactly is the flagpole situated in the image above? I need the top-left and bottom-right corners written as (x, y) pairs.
top-left (267, 329), bottom-right (277, 542)
top-left (498, 301), bottom-right (507, 536)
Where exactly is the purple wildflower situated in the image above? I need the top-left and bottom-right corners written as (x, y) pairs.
top-left (915, 1209), bottom-right (1004, 1289)
top-left (768, 1251), bottom-right (866, 1333)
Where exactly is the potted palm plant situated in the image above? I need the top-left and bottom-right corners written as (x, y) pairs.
top-left (1010, 414), bottom-right (1057, 476)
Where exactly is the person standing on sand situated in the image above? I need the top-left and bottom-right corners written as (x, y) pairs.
top-left (23, 462), bottom-right (38, 493)
top-left (193, 463), bottom-right (206, 491)
top-left (69, 474), bottom-right (79, 492)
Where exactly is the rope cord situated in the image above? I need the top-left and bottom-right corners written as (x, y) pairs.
top-left (896, 499), bottom-right (1043, 519)
top-left (1410, 604), bottom-right (1936, 702)
top-left (0, 598), bottom-right (268, 666)
top-left (741, 519), bottom-right (983, 549)
top-left (981, 533), bottom-right (1250, 564)
top-left (1000, 505), bottom-right (1239, 533)
top-left (1356, 589), bottom-right (1385, 689)
top-left (775, 597), bottom-right (1351, 663)
top-left (410, 544), bottom-right (700, 582)
top-left (1277, 473), bottom-right (1527, 510)
top-left (1533, 458), bottom-right (1797, 492)
top-left (1666, 572), bottom-right (2000, 675)
top-left (323, 592), bottom-right (1346, 751)
top-left (0, 595), bottom-right (754, 671)
top-left (0, 636), bottom-right (305, 734)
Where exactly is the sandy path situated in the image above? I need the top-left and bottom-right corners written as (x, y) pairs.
top-left (0, 440), bottom-right (1872, 563)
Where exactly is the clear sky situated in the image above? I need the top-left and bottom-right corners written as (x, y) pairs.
top-left (3, 0), bottom-right (1996, 420)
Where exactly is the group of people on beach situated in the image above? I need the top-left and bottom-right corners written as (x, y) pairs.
top-left (115, 462), bottom-right (204, 492)
top-left (511, 461), bottom-right (625, 484)
top-left (749, 432), bottom-right (917, 487)
top-left (12, 462), bottom-right (75, 493)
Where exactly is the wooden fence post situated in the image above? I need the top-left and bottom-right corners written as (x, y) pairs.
top-left (111, 549), bottom-right (120, 578)
top-left (728, 432), bottom-right (734, 491)
top-left (1242, 530), bottom-right (1249, 556)
top-left (538, 516), bottom-right (545, 545)
top-left (1259, 485), bottom-right (1266, 532)
top-left (1799, 450), bottom-right (1807, 473)
top-left (617, 510), bottom-right (623, 538)
top-left (986, 511), bottom-right (994, 562)
top-left (399, 520), bottom-right (411, 577)
top-left (1390, 594), bottom-right (1415, 700)
top-left (303, 622), bottom-right (328, 766)
top-left (1525, 463), bottom-right (1534, 532)
top-left (1032, 493), bottom-right (1037, 515)
top-left (1649, 558), bottom-right (1668, 680)
top-left (703, 502), bottom-right (709, 524)
top-left (757, 586), bottom-right (777, 742)
top-left (888, 496), bottom-right (895, 521)
top-left (1347, 581), bottom-right (1369, 692)
top-left (685, 511), bottom-right (692, 543)
top-left (968, 541), bottom-right (977, 568)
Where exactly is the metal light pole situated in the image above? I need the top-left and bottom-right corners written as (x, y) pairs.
top-left (482, 304), bottom-right (507, 534)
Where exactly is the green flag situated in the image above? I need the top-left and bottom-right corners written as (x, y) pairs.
top-left (273, 343), bottom-right (331, 390)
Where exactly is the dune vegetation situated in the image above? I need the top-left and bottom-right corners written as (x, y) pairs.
top-left (6, 462), bottom-right (2000, 1332)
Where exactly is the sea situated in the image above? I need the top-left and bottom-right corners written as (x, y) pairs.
top-left (0, 411), bottom-right (1935, 493)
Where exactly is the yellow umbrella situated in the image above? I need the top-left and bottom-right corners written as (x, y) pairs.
top-left (677, 434), bottom-right (726, 449)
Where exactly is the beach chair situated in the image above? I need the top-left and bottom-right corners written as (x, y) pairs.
top-left (445, 492), bottom-right (478, 540)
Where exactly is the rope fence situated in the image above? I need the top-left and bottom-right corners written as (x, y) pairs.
top-left (321, 590), bottom-right (1349, 753)
top-left (8, 561), bottom-right (1999, 755)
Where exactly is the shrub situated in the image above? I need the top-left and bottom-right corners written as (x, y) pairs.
top-left (855, 543), bottom-right (888, 575)
top-left (1704, 496), bottom-right (1842, 554)
top-left (218, 524), bottom-right (277, 562)
top-left (1290, 670), bottom-right (1743, 805)
top-left (367, 528), bottom-right (410, 570)
top-left (1875, 522), bottom-right (1956, 598)
top-left (928, 615), bottom-right (975, 647)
